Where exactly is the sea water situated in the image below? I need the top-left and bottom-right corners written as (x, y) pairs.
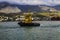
top-left (0, 21), bottom-right (60, 40)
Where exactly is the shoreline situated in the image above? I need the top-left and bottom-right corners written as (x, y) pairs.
top-left (0, 21), bottom-right (58, 22)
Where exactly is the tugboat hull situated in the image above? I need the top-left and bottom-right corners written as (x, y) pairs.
top-left (18, 22), bottom-right (40, 26)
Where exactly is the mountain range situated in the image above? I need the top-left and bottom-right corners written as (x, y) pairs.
top-left (0, 2), bottom-right (60, 12)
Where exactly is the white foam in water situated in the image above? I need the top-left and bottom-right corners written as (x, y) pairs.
top-left (40, 24), bottom-right (44, 27)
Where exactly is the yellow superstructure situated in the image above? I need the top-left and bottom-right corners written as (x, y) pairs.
top-left (22, 13), bottom-right (32, 23)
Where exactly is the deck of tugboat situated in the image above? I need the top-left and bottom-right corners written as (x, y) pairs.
top-left (18, 21), bottom-right (40, 26)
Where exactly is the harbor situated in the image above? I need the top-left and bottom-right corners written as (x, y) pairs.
top-left (0, 1), bottom-right (60, 40)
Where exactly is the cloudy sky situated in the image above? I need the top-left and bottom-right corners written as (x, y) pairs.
top-left (0, 0), bottom-right (60, 5)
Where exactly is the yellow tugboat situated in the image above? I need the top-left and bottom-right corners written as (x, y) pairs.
top-left (18, 12), bottom-right (40, 26)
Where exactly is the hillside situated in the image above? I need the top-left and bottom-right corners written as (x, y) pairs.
top-left (0, 6), bottom-right (21, 13)
top-left (0, 2), bottom-right (59, 12)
